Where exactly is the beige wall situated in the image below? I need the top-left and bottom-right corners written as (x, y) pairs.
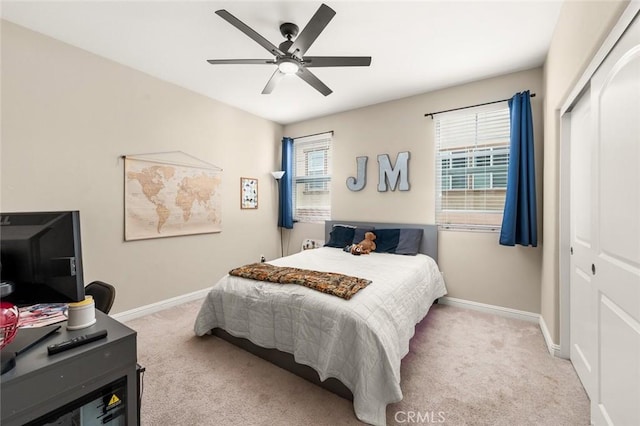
top-left (541, 0), bottom-right (628, 343)
top-left (1, 22), bottom-right (283, 313)
top-left (284, 68), bottom-right (544, 314)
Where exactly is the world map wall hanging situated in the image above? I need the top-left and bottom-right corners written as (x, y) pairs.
top-left (123, 151), bottom-right (222, 240)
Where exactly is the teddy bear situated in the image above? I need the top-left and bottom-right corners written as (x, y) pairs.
top-left (350, 231), bottom-right (376, 255)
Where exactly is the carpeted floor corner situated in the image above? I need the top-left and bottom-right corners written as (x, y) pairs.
top-left (125, 300), bottom-right (588, 425)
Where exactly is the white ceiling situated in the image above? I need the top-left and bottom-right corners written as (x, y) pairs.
top-left (1, 1), bottom-right (562, 125)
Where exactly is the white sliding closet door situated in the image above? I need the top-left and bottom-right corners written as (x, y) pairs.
top-left (589, 15), bottom-right (640, 425)
top-left (569, 14), bottom-right (640, 426)
top-left (569, 87), bottom-right (596, 398)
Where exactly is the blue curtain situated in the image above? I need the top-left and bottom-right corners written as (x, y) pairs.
top-left (499, 91), bottom-right (538, 247)
top-left (278, 137), bottom-right (294, 229)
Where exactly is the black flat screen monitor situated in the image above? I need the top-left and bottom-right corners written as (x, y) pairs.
top-left (0, 211), bottom-right (85, 306)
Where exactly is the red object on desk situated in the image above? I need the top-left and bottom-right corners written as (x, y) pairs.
top-left (1, 301), bottom-right (19, 349)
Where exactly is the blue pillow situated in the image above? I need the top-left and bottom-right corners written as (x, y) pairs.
top-left (395, 228), bottom-right (423, 255)
top-left (373, 229), bottom-right (400, 253)
top-left (373, 228), bottom-right (423, 255)
top-left (325, 225), bottom-right (355, 248)
top-left (353, 226), bottom-right (375, 244)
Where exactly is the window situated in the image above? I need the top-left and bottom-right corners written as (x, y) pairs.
top-left (293, 132), bottom-right (332, 223)
top-left (435, 107), bottom-right (510, 230)
top-left (305, 149), bottom-right (328, 192)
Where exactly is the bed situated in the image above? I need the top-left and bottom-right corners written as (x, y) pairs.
top-left (194, 221), bottom-right (447, 426)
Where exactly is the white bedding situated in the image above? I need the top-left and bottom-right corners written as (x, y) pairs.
top-left (194, 247), bottom-right (447, 425)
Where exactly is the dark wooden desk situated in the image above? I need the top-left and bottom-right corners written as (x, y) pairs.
top-left (0, 310), bottom-right (138, 425)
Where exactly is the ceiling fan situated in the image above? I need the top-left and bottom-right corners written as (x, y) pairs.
top-left (207, 3), bottom-right (371, 96)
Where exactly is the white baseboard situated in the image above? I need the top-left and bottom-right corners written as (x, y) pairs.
top-left (112, 288), bottom-right (210, 323)
top-left (439, 296), bottom-right (540, 323)
top-left (438, 296), bottom-right (561, 357)
top-left (538, 315), bottom-right (562, 358)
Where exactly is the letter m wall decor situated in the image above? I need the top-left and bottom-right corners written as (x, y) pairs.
top-left (377, 152), bottom-right (410, 192)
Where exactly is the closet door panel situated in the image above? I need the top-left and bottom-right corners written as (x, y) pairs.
top-left (569, 89), bottom-right (597, 397)
top-left (597, 49), bottom-right (640, 275)
top-left (599, 296), bottom-right (640, 425)
top-left (590, 15), bottom-right (640, 425)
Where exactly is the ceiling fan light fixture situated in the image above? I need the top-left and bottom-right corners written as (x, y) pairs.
top-left (278, 59), bottom-right (300, 75)
top-left (210, 5), bottom-right (369, 95)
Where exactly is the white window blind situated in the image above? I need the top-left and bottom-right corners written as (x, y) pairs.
top-left (293, 132), bottom-right (332, 223)
top-left (435, 106), bottom-right (510, 230)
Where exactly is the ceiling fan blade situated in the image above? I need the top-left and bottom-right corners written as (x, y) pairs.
top-left (215, 9), bottom-right (284, 57)
top-left (297, 67), bottom-right (332, 96)
top-left (262, 70), bottom-right (285, 94)
top-left (288, 4), bottom-right (336, 57)
top-left (207, 59), bottom-right (275, 65)
top-left (303, 56), bottom-right (372, 67)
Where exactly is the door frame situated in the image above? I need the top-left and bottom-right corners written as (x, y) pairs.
top-left (559, 1), bottom-right (640, 359)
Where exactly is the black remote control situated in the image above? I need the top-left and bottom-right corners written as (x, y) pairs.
top-left (47, 329), bottom-right (108, 355)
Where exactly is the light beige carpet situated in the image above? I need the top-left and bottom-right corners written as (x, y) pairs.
top-left (125, 300), bottom-right (589, 425)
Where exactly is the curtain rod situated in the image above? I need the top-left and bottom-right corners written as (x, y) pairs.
top-left (424, 93), bottom-right (536, 118)
top-left (292, 130), bottom-right (334, 140)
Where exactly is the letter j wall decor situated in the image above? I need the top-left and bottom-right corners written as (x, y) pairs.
top-left (241, 177), bottom-right (258, 209)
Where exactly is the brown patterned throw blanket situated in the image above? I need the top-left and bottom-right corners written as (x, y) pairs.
top-left (228, 263), bottom-right (371, 300)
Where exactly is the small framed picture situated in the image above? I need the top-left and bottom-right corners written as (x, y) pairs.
top-left (240, 177), bottom-right (258, 209)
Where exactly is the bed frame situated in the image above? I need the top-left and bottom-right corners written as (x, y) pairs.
top-left (213, 221), bottom-right (439, 401)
